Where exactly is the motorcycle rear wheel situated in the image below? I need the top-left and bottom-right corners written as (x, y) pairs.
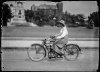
top-left (64, 44), bottom-right (79, 61)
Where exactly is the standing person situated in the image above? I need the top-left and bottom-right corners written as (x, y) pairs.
top-left (50, 20), bottom-right (68, 54)
top-left (87, 19), bottom-right (94, 29)
top-left (93, 19), bottom-right (99, 38)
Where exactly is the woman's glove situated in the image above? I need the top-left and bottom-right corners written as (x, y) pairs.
top-left (50, 35), bottom-right (56, 39)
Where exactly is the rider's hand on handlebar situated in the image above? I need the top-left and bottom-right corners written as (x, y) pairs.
top-left (50, 35), bottom-right (56, 40)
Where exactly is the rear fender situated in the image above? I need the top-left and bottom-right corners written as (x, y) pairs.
top-left (65, 44), bottom-right (81, 51)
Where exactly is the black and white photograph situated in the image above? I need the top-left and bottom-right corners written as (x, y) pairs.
top-left (1, 0), bottom-right (99, 71)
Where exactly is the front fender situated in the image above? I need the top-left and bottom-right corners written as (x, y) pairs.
top-left (31, 43), bottom-right (47, 57)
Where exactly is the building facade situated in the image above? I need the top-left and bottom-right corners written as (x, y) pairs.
top-left (10, 2), bottom-right (25, 19)
top-left (8, 1), bottom-right (26, 26)
top-left (31, 2), bottom-right (63, 21)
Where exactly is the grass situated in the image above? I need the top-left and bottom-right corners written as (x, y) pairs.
top-left (2, 26), bottom-right (98, 38)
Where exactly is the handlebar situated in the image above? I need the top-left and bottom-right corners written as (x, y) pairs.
top-left (41, 35), bottom-right (56, 43)
top-left (41, 39), bottom-right (47, 41)
top-left (50, 35), bottom-right (55, 39)
top-left (41, 38), bottom-right (56, 43)
top-left (50, 40), bottom-right (55, 42)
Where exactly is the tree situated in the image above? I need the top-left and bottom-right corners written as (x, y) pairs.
top-left (25, 8), bottom-right (58, 27)
top-left (2, 3), bottom-right (12, 26)
top-left (25, 9), bottom-right (34, 22)
top-left (88, 11), bottom-right (99, 27)
top-left (62, 11), bottom-right (79, 27)
top-left (63, 11), bottom-right (72, 23)
top-left (76, 14), bottom-right (86, 26)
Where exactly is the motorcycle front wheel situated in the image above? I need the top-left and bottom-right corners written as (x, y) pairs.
top-left (27, 44), bottom-right (46, 62)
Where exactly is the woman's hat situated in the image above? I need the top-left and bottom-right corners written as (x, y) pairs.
top-left (59, 20), bottom-right (65, 24)
top-left (58, 20), bottom-right (65, 27)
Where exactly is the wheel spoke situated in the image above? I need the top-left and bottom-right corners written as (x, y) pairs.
top-left (64, 44), bottom-right (79, 61)
top-left (27, 44), bottom-right (46, 61)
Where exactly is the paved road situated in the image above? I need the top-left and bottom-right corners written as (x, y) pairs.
top-left (1, 48), bottom-right (99, 71)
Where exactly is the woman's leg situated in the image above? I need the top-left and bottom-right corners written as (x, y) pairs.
top-left (52, 39), bottom-right (63, 53)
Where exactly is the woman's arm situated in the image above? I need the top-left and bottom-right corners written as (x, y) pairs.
top-left (55, 32), bottom-right (62, 37)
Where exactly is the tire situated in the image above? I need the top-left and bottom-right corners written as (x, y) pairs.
top-left (27, 43), bottom-right (46, 62)
top-left (64, 44), bottom-right (80, 61)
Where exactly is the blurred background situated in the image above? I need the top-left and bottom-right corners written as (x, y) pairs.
top-left (2, 1), bottom-right (99, 28)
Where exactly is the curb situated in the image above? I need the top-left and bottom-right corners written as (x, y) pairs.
top-left (1, 47), bottom-right (99, 51)
top-left (1, 37), bottom-right (99, 41)
top-left (1, 37), bottom-right (99, 48)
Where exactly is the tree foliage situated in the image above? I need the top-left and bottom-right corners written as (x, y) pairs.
top-left (25, 9), bottom-right (56, 27)
top-left (88, 11), bottom-right (99, 27)
top-left (25, 9), bottom-right (99, 28)
top-left (2, 3), bottom-right (12, 26)
top-left (25, 9), bottom-right (34, 22)
top-left (62, 11), bottom-right (86, 27)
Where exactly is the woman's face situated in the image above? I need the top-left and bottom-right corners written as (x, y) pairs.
top-left (59, 24), bottom-right (64, 28)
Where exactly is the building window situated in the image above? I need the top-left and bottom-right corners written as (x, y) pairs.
top-left (19, 10), bottom-right (21, 15)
